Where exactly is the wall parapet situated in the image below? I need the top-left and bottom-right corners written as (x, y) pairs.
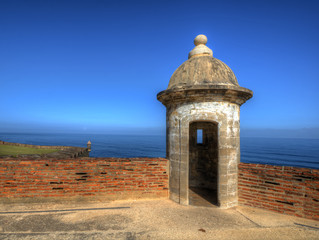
top-left (0, 157), bottom-right (169, 203)
top-left (238, 163), bottom-right (319, 221)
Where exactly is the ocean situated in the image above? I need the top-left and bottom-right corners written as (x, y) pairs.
top-left (0, 133), bottom-right (318, 169)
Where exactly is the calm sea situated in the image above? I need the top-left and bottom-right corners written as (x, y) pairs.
top-left (0, 133), bottom-right (318, 169)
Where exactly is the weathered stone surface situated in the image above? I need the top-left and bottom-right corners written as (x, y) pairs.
top-left (168, 56), bottom-right (238, 89)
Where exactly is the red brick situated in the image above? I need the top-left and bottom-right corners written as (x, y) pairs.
top-left (0, 158), bottom-right (168, 201)
top-left (239, 163), bottom-right (319, 221)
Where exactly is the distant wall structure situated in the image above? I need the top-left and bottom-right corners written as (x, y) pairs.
top-left (0, 158), bottom-right (168, 203)
top-left (0, 140), bottom-right (90, 158)
top-left (238, 163), bottom-right (319, 221)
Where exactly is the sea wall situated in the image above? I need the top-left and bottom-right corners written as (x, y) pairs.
top-left (0, 158), bottom-right (169, 203)
top-left (0, 140), bottom-right (89, 158)
top-left (238, 163), bottom-right (319, 221)
top-left (0, 140), bottom-right (73, 149)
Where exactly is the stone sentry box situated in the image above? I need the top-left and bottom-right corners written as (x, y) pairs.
top-left (157, 35), bottom-right (253, 208)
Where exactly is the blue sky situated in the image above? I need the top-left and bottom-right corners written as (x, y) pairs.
top-left (0, 0), bottom-right (318, 136)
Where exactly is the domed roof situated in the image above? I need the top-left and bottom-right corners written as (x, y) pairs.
top-left (167, 34), bottom-right (239, 90)
top-left (157, 34), bottom-right (253, 106)
top-left (168, 56), bottom-right (239, 89)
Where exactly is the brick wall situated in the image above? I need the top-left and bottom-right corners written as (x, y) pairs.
top-left (0, 158), bottom-right (169, 203)
top-left (238, 163), bottom-right (319, 221)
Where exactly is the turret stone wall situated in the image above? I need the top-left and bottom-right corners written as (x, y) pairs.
top-left (167, 101), bottom-right (240, 208)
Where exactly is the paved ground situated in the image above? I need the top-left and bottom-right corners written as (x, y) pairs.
top-left (0, 199), bottom-right (318, 240)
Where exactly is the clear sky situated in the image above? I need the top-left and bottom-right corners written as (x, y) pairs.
top-left (1, 0), bottom-right (318, 137)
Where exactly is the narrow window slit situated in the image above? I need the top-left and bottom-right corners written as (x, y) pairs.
top-left (197, 129), bottom-right (203, 144)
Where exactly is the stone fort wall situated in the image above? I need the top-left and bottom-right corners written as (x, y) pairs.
top-left (0, 158), bottom-right (168, 203)
top-left (1, 157), bottom-right (318, 221)
top-left (238, 163), bottom-right (319, 221)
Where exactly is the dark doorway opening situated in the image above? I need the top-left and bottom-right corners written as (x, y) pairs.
top-left (189, 121), bottom-right (218, 207)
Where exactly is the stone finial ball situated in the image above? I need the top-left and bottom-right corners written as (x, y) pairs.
top-left (194, 34), bottom-right (207, 46)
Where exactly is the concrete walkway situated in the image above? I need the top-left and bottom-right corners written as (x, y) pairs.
top-left (0, 199), bottom-right (318, 240)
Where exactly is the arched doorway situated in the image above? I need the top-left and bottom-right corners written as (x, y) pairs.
top-left (189, 121), bottom-right (218, 206)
